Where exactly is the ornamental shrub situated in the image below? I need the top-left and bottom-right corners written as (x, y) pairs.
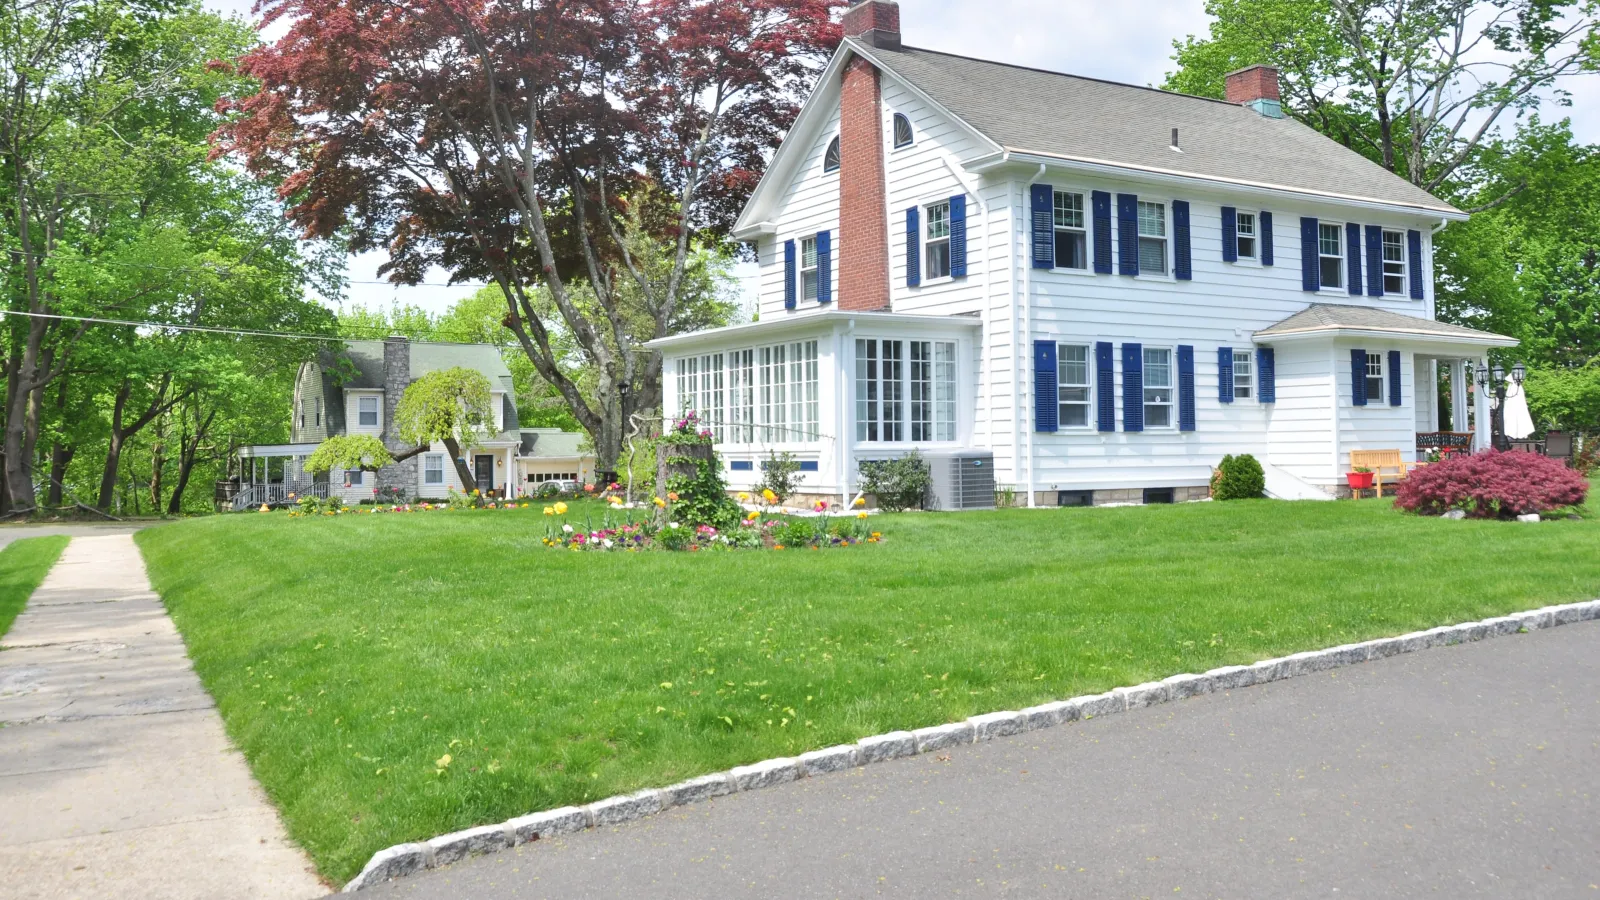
top-left (756, 451), bottom-right (803, 505)
top-left (775, 519), bottom-right (818, 548)
top-left (1212, 454), bottom-right (1266, 500)
top-left (859, 452), bottom-right (932, 512)
top-left (1394, 450), bottom-right (1588, 519)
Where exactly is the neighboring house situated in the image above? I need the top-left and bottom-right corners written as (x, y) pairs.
top-left (645, 0), bottom-right (1515, 506)
top-left (235, 336), bottom-right (595, 506)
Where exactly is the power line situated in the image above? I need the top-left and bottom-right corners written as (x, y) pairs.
top-left (0, 309), bottom-right (494, 346)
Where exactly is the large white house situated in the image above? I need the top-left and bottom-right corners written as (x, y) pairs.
top-left (646, 0), bottom-right (1516, 507)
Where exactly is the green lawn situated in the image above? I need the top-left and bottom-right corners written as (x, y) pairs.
top-left (138, 497), bottom-right (1600, 883)
top-left (0, 536), bottom-right (69, 640)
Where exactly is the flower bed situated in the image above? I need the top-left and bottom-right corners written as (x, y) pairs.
top-left (542, 497), bottom-right (881, 552)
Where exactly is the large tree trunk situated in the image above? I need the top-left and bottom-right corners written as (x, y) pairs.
top-left (166, 408), bottom-right (216, 515)
top-left (46, 442), bottom-right (74, 507)
top-left (96, 376), bottom-right (179, 511)
top-left (440, 436), bottom-right (480, 494)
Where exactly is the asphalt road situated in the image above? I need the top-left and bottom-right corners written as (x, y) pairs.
top-left (364, 619), bottom-right (1600, 899)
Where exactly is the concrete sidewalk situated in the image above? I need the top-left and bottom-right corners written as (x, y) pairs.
top-left (0, 534), bottom-right (323, 899)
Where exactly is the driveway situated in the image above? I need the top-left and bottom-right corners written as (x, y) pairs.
top-left (364, 618), bottom-right (1600, 899)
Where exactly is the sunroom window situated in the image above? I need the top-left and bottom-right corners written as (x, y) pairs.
top-left (857, 339), bottom-right (956, 443)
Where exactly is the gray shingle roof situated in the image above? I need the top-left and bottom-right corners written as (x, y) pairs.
top-left (519, 428), bottom-right (591, 459)
top-left (327, 340), bottom-right (513, 389)
top-left (860, 43), bottom-right (1460, 215)
top-left (1256, 304), bottom-right (1513, 341)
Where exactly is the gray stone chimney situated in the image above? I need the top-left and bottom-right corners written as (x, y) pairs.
top-left (377, 336), bottom-right (417, 499)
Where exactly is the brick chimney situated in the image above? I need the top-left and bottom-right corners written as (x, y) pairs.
top-left (836, 2), bottom-right (899, 312)
top-left (842, 0), bottom-right (901, 51)
top-left (1225, 65), bottom-right (1284, 118)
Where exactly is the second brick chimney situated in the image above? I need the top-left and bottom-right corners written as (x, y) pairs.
top-left (837, 1), bottom-right (900, 312)
top-left (1225, 65), bottom-right (1284, 118)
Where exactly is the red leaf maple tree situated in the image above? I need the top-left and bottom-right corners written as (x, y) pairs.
top-left (217, 0), bottom-right (844, 466)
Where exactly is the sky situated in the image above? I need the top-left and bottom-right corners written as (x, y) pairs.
top-left (200, 0), bottom-right (1599, 317)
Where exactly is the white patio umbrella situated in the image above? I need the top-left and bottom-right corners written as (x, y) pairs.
top-left (1502, 381), bottom-right (1536, 440)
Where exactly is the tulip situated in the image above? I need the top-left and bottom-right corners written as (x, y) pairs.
top-left (543, 506), bottom-right (554, 516)
top-left (857, 512), bottom-right (868, 520)
top-left (554, 502), bottom-right (568, 514)
top-left (653, 497), bottom-right (666, 508)
top-left (853, 497), bottom-right (866, 508)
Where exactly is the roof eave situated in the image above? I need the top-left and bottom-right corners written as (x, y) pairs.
top-left (644, 309), bottom-right (982, 351)
top-left (970, 150), bottom-right (1468, 221)
top-left (1256, 326), bottom-right (1517, 348)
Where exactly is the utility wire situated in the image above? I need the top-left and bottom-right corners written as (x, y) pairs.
top-left (0, 309), bottom-right (496, 346)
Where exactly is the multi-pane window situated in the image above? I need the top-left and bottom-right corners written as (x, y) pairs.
top-left (726, 350), bottom-right (754, 443)
top-left (358, 396), bottom-right (378, 427)
top-left (346, 468), bottom-right (364, 486)
top-left (1137, 201), bottom-right (1167, 274)
top-left (800, 236), bottom-right (819, 302)
top-left (424, 455), bottom-right (445, 485)
top-left (758, 344), bottom-right (788, 443)
top-left (791, 340), bottom-right (819, 441)
top-left (1057, 344), bottom-right (1091, 427)
top-left (1365, 351), bottom-right (1385, 402)
top-left (1143, 347), bottom-right (1173, 428)
top-left (1233, 349), bottom-right (1253, 400)
top-left (925, 201), bottom-right (952, 281)
top-left (909, 341), bottom-right (957, 442)
top-left (1236, 212), bottom-right (1257, 259)
top-left (675, 356), bottom-right (700, 420)
top-left (698, 353), bottom-right (725, 441)
top-left (1382, 230), bottom-right (1406, 294)
top-left (823, 136), bottom-right (840, 173)
top-left (314, 397), bottom-right (322, 427)
top-left (1053, 191), bottom-right (1087, 270)
top-left (1319, 222), bottom-right (1344, 289)
top-left (858, 339), bottom-right (955, 443)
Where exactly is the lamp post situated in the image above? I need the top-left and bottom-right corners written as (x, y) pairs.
top-left (1477, 360), bottom-right (1526, 450)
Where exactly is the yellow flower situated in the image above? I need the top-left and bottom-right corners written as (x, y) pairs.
top-left (746, 510), bottom-right (760, 522)
top-left (554, 502), bottom-right (568, 515)
top-left (543, 506), bottom-right (554, 516)
top-left (258, 504), bottom-right (270, 513)
top-left (857, 511), bottom-right (868, 520)
top-left (737, 492), bottom-right (751, 502)
top-left (608, 495), bottom-right (623, 506)
top-left (762, 488), bottom-right (777, 504)
top-left (853, 497), bottom-right (866, 508)
top-left (653, 497), bottom-right (667, 508)
top-left (470, 489), bottom-right (479, 497)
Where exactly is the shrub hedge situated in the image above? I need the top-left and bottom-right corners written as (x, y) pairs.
top-left (1394, 450), bottom-right (1588, 519)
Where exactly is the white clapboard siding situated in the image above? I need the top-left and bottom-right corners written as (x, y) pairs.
top-left (758, 106), bottom-right (842, 320)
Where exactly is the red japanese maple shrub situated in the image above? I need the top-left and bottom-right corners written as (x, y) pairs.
top-left (1394, 450), bottom-right (1588, 519)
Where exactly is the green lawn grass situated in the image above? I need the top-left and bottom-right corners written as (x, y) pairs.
top-left (0, 536), bottom-right (69, 639)
top-left (138, 497), bottom-right (1600, 883)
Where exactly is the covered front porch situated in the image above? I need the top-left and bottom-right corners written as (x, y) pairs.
top-left (229, 443), bottom-right (325, 511)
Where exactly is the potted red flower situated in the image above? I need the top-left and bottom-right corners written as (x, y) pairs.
top-left (1346, 467), bottom-right (1375, 490)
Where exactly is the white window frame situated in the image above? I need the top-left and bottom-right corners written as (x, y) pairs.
top-left (1381, 229), bottom-right (1406, 294)
top-left (823, 135), bottom-right (840, 174)
top-left (891, 112), bottom-right (914, 149)
top-left (1056, 343), bottom-right (1093, 428)
top-left (922, 199), bottom-right (952, 284)
top-left (423, 454), bottom-right (445, 485)
top-left (1136, 200), bottom-right (1169, 277)
top-left (1143, 346), bottom-right (1175, 429)
top-left (799, 236), bottom-right (819, 302)
top-left (791, 340), bottom-right (819, 442)
top-left (855, 338), bottom-right (959, 444)
top-left (1052, 190), bottom-right (1089, 272)
top-left (346, 467), bottom-right (364, 486)
top-left (1232, 349), bottom-right (1253, 400)
top-left (726, 349), bottom-right (754, 444)
top-left (1235, 211), bottom-right (1258, 260)
top-left (357, 395), bottom-right (379, 427)
top-left (1318, 222), bottom-right (1345, 290)
top-left (909, 340), bottom-right (958, 442)
top-left (1365, 351), bottom-right (1385, 404)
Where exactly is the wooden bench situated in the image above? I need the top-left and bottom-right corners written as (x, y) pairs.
top-left (1349, 449), bottom-right (1411, 499)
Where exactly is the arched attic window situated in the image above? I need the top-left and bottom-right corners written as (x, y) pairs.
top-left (823, 135), bottom-right (841, 173)
top-left (892, 113), bottom-right (914, 149)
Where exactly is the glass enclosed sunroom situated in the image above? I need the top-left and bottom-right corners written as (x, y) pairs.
top-left (646, 310), bottom-right (983, 505)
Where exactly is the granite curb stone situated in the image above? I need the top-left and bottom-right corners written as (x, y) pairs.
top-left (343, 598), bottom-right (1600, 891)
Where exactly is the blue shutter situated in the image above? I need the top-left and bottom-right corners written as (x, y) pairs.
top-left (1351, 348), bottom-right (1368, 406)
top-left (949, 195), bottom-right (968, 279)
top-left (1345, 222), bottom-right (1362, 296)
top-left (1257, 348), bottom-right (1275, 403)
top-left (1388, 350), bottom-right (1402, 406)
top-left (1173, 200), bottom-right (1192, 281)
top-left (1178, 344), bottom-right (1196, 431)
top-left (1091, 191), bottom-right (1113, 274)
top-left (1260, 211), bottom-right (1274, 266)
top-left (1300, 217), bottom-right (1320, 291)
top-left (905, 207), bottom-right (920, 288)
top-left (783, 240), bottom-right (796, 309)
top-left (1117, 193), bottom-right (1140, 276)
top-left (1030, 184), bottom-right (1054, 270)
top-left (1095, 341), bottom-right (1115, 432)
top-left (816, 230), bottom-right (832, 304)
top-left (1365, 225), bottom-right (1384, 296)
top-left (1221, 206), bottom-right (1238, 262)
top-left (1034, 340), bottom-right (1058, 432)
top-left (1121, 343), bottom-right (1144, 432)
top-left (1218, 346), bottom-right (1235, 403)
top-left (1407, 229), bottom-right (1424, 299)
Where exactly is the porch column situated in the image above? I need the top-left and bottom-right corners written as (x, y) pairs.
top-left (1449, 360), bottom-right (1469, 434)
top-left (1473, 357), bottom-right (1492, 451)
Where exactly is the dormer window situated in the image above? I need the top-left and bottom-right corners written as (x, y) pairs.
top-left (823, 136), bottom-right (841, 173)
top-left (892, 113), bottom-right (913, 149)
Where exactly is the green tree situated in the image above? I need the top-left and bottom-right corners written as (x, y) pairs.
top-left (392, 368), bottom-right (496, 491)
top-left (304, 435), bottom-right (396, 476)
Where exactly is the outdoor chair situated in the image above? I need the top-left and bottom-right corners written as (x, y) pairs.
top-left (1349, 449), bottom-right (1410, 499)
top-left (1545, 431), bottom-right (1573, 463)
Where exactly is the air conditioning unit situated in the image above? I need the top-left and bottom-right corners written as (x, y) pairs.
top-left (922, 449), bottom-right (996, 511)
